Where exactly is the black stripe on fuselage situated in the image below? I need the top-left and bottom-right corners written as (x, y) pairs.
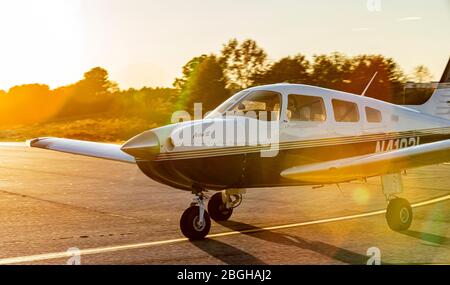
top-left (136, 131), bottom-right (450, 191)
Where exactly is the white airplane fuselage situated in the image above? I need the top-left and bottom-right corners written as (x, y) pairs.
top-left (120, 84), bottom-right (450, 191)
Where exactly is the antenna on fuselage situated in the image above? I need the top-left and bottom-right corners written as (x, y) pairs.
top-left (361, 72), bottom-right (378, 97)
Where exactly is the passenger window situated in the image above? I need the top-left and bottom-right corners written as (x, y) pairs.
top-left (332, 99), bottom-right (359, 122)
top-left (287, 94), bottom-right (326, 122)
top-left (365, 107), bottom-right (382, 123)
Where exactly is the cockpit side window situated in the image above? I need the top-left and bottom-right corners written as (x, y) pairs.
top-left (228, 90), bottom-right (281, 121)
top-left (365, 106), bottom-right (382, 123)
top-left (332, 99), bottom-right (360, 122)
top-left (287, 94), bottom-right (326, 122)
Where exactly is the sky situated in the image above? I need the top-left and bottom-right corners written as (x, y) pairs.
top-left (0, 0), bottom-right (449, 90)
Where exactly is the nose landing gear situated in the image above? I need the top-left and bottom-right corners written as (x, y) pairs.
top-left (180, 192), bottom-right (211, 240)
top-left (179, 188), bottom-right (246, 239)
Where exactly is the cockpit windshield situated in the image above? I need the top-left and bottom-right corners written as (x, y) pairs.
top-left (206, 90), bottom-right (249, 119)
top-left (206, 90), bottom-right (281, 121)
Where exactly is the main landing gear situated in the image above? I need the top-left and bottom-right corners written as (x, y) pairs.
top-left (382, 173), bottom-right (413, 231)
top-left (385, 197), bottom-right (412, 231)
top-left (180, 189), bottom-right (244, 240)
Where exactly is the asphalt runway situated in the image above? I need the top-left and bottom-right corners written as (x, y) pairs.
top-left (0, 143), bottom-right (449, 265)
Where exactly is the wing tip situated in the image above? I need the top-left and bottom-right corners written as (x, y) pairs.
top-left (26, 138), bottom-right (40, 147)
top-left (26, 137), bottom-right (52, 147)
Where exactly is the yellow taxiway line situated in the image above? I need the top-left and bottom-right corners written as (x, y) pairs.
top-left (0, 194), bottom-right (449, 265)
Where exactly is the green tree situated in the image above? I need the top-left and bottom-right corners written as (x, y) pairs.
top-left (178, 55), bottom-right (229, 114)
top-left (411, 65), bottom-right (432, 83)
top-left (310, 53), bottom-right (352, 89)
top-left (57, 67), bottom-right (118, 117)
top-left (309, 53), bottom-right (405, 102)
top-left (348, 55), bottom-right (405, 102)
top-left (76, 67), bottom-right (118, 98)
top-left (113, 87), bottom-right (179, 124)
top-left (1, 84), bottom-right (52, 124)
top-left (8, 83), bottom-right (50, 98)
top-left (173, 55), bottom-right (208, 90)
top-left (254, 54), bottom-right (311, 85)
top-left (219, 39), bottom-right (267, 91)
top-left (402, 65), bottom-right (434, 104)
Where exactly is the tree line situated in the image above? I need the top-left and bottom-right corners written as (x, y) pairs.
top-left (0, 39), bottom-right (434, 128)
top-left (0, 67), bottom-right (178, 126)
top-left (175, 39), bottom-right (434, 114)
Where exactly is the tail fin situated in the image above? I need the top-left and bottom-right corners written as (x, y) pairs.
top-left (439, 58), bottom-right (450, 83)
top-left (410, 57), bottom-right (450, 120)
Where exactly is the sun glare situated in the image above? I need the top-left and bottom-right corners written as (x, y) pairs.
top-left (351, 186), bottom-right (372, 205)
top-left (0, 0), bottom-right (83, 90)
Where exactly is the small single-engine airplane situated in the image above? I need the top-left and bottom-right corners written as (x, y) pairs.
top-left (28, 58), bottom-right (450, 240)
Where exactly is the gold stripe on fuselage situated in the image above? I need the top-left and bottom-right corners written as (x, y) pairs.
top-left (153, 126), bottom-right (450, 161)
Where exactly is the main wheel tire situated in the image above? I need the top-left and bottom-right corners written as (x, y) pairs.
top-left (386, 198), bottom-right (413, 231)
top-left (208, 192), bottom-right (233, 221)
top-left (180, 206), bottom-right (211, 240)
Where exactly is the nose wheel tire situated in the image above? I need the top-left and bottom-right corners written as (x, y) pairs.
top-left (208, 192), bottom-right (233, 221)
top-left (180, 206), bottom-right (211, 240)
top-left (385, 198), bottom-right (412, 231)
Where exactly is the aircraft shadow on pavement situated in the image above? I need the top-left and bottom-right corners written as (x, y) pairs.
top-left (213, 220), bottom-right (374, 265)
top-left (191, 238), bottom-right (267, 265)
top-left (400, 230), bottom-right (449, 246)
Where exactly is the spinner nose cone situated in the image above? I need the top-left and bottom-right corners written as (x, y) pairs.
top-left (121, 130), bottom-right (160, 160)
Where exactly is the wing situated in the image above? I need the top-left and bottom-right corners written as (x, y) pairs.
top-left (27, 137), bottom-right (135, 164)
top-left (281, 139), bottom-right (450, 184)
